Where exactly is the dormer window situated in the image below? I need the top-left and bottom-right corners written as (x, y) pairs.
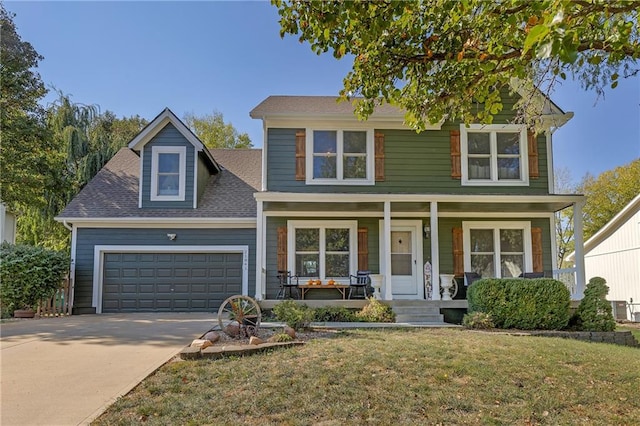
top-left (150, 146), bottom-right (186, 201)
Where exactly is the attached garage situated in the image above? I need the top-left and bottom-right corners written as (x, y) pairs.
top-left (93, 245), bottom-right (249, 313)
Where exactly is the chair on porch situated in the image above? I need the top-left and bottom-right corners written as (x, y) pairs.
top-left (464, 272), bottom-right (482, 287)
top-left (348, 270), bottom-right (371, 299)
top-left (519, 272), bottom-right (545, 279)
top-left (276, 270), bottom-right (299, 299)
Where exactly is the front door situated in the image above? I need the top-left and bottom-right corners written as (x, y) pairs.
top-left (390, 225), bottom-right (420, 299)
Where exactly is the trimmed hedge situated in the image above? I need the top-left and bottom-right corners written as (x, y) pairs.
top-left (467, 278), bottom-right (570, 330)
top-left (574, 277), bottom-right (616, 332)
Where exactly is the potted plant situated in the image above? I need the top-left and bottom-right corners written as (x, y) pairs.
top-left (0, 243), bottom-right (69, 318)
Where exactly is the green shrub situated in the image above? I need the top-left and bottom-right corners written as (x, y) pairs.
top-left (575, 277), bottom-right (616, 332)
top-left (462, 312), bottom-right (495, 329)
top-left (467, 278), bottom-right (570, 330)
top-left (313, 306), bottom-right (358, 322)
top-left (356, 298), bottom-right (396, 323)
top-left (0, 242), bottom-right (69, 314)
top-left (272, 300), bottom-right (315, 330)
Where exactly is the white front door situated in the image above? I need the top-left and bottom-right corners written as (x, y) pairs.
top-left (385, 222), bottom-right (422, 299)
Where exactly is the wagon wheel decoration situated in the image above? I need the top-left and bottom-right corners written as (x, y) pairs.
top-left (218, 295), bottom-right (262, 338)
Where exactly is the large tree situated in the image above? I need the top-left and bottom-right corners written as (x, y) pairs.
top-left (273, 0), bottom-right (639, 130)
top-left (184, 111), bottom-right (253, 149)
top-left (578, 159), bottom-right (640, 239)
top-left (0, 5), bottom-right (52, 209)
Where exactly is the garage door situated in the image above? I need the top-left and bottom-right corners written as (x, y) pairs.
top-left (102, 252), bottom-right (243, 313)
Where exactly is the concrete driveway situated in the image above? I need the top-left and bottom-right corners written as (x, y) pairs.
top-left (1, 313), bottom-right (214, 426)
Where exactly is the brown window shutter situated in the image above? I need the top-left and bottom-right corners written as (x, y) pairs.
top-left (531, 227), bottom-right (543, 273)
top-left (277, 226), bottom-right (288, 271)
top-left (295, 130), bottom-right (306, 181)
top-left (450, 130), bottom-right (461, 179)
top-left (452, 227), bottom-right (464, 276)
top-left (374, 132), bottom-right (385, 181)
top-left (358, 228), bottom-right (369, 271)
top-left (527, 130), bottom-right (539, 179)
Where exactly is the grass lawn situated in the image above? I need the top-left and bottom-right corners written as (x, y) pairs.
top-left (95, 328), bottom-right (639, 425)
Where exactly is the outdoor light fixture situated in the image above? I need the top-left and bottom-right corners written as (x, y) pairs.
top-left (167, 233), bottom-right (177, 241)
top-left (423, 226), bottom-right (430, 239)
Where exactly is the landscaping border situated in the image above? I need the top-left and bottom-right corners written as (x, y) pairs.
top-left (526, 330), bottom-right (638, 347)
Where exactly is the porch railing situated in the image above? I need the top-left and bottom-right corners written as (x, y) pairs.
top-left (37, 276), bottom-right (72, 317)
top-left (552, 267), bottom-right (577, 299)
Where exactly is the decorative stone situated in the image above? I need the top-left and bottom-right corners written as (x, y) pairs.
top-left (203, 331), bottom-right (220, 343)
top-left (284, 325), bottom-right (296, 339)
top-left (224, 323), bottom-right (240, 337)
top-left (249, 336), bottom-right (265, 345)
top-left (190, 339), bottom-right (213, 349)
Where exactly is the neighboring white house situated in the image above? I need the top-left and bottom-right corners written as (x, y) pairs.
top-left (0, 202), bottom-right (16, 244)
top-left (568, 195), bottom-right (640, 321)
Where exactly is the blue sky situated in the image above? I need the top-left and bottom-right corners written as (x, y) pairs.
top-left (7, 1), bottom-right (639, 184)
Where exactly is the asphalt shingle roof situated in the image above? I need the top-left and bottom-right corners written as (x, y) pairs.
top-left (58, 147), bottom-right (262, 219)
top-left (250, 96), bottom-right (405, 119)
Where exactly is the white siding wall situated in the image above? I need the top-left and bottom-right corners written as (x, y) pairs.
top-left (584, 210), bottom-right (640, 320)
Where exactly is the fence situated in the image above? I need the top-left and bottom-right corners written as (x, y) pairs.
top-left (37, 276), bottom-right (72, 316)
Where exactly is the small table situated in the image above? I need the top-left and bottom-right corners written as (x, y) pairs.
top-left (298, 284), bottom-right (350, 300)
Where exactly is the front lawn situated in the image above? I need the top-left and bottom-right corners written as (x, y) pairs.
top-left (95, 328), bottom-right (639, 425)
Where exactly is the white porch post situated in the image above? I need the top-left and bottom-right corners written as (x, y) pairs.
top-left (430, 201), bottom-right (441, 300)
top-left (573, 200), bottom-right (586, 299)
top-left (383, 201), bottom-right (393, 300)
top-left (254, 200), bottom-right (265, 300)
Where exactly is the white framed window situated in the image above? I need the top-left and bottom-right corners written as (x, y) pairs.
top-left (150, 146), bottom-right (186, 201)
top-left (460, 124), bottom-right (528, 186)
top-left (463, 221), bottom-right (532, 278)
top-left (306, 129), bottom-right (374, 185)
top-left (287, 220), bottom-right (358, 280)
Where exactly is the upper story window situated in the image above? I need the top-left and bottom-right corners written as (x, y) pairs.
top-left (306, 129), bottom-right (374, 185)
top-left (460, 124), bottom-right (528, 186)
top-left (150, 146), bottom-right (186, 201)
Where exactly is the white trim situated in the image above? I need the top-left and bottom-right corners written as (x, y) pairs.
top-left (462, 221), bottom-right (533, 278)
top-left (430, 202), bottom-right (440, 300)
top-left (383, 202), bottom-right (392, 300)
top-left (549, 213), bottom-right (558, 269)
top-left (150, 146), bottom-right (187, 202)
top-left (138, 148), bottom-right (144, 208)
top-left (262, 210), bottom-right (557, 219)
top-left (92, 244), bottom-right (249, 314)
top-left (255, 200), bottom-right (264, 300)
top-left (263, 118), bottom-right (441, 131)
top-left (286, 220), bottom-right (358, 280)
top-left (129, 109), bottom-right (205, 152)
top-left (573, 201), bottom-right (586, 298)
top-left (460, 124), bottom-right (529, 187)
top-left (305, 128), bottom-right (374, 185)
top-left (255, 191), bottom-right (583, 205)
top-left (56, 218), bottom-right (256, 228)
top-left (546, 130), bottom-right (555, 194)
top-left (69, 224), bottom-right (78, 310)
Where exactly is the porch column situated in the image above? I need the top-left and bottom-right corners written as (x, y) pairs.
top-left (383, 201), bottom-right (393, 300)
top-left (254, 200), bottom-right (265, 300)
top-left (573, 200), bottom-right (586, 299)
top-left (430, 201), bottom-right (441, 300)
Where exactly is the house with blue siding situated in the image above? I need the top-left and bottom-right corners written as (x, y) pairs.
top-left (57, 96), bottom-right (587, 317)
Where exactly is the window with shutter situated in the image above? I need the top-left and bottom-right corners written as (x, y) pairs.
top-left (374, 132), bottom-right (385, 181)
top-left (453, 227), bottom-right (464, 276)
top-left (277, 226), bottom-right (288, 271)
top-left (450, 130), bottom-right (461, 179)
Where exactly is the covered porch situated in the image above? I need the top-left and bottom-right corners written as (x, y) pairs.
top-left (254, 193), bottom-right (586, 303)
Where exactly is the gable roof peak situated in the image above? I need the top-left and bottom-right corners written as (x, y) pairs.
top-left (128, 108), bottom-right (220, 172)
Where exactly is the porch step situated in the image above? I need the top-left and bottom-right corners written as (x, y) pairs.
top-left (392, 302), bottom-right (444, 323)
